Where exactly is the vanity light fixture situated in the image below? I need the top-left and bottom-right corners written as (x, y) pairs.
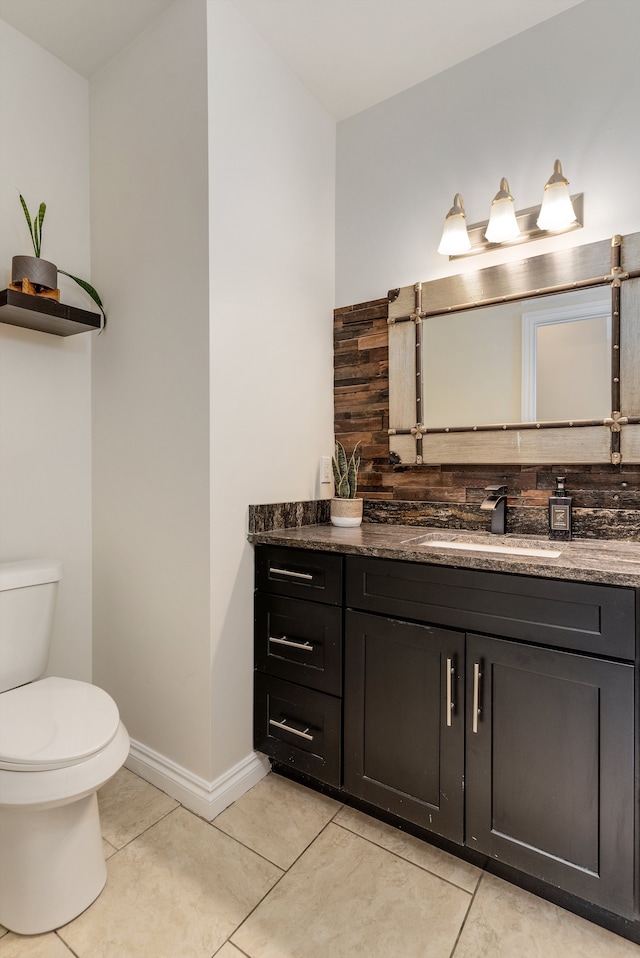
top-left (484, 178), bottom-right (520, 244)
top-left (536, 159), bottom-right (578, 232)
top-left (438, 159), bottom-right (583, 259)
top-left (436, 193), bottom-right (471, 256)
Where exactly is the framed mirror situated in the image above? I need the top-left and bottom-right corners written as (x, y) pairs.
top-left (388, 232), bottom-right (640, 465)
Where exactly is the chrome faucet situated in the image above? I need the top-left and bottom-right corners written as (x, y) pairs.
top-left (481, 484), bottom-right (507, 535)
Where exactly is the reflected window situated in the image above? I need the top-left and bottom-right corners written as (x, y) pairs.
top-left (521, 290), bottom-right (611, 421)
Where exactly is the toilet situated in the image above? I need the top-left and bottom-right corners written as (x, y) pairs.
top-left (0, 558), bottom-right (130, 935)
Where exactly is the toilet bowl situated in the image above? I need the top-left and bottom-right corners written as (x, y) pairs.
top-left (0, 560), bottom-right (130, 934)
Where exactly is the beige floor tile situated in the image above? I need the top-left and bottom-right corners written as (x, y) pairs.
top-left (232, 822), bottom-right (471, 958)
top-left (97, 767), bottom-right (179, 848)
top-left (58, 806), bottom-right (282, 958)
top-left (0, 932), bottom-right (75, 957)
top-left (454, 873), bottom-right (640, 958)
top-left (335, 805), bottom-right (481, 894)
top-left (214, 772), bottom-right (341, 868)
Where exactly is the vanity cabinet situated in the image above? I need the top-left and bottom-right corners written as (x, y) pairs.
top-left (253, 544), bottom-right (638, 922)
top-left (253, 546), bottom-right (343, 787)
top-left (344, 555), bottom-right (636, 917)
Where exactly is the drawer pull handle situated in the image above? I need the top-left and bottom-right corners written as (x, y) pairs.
top-left (269, 635), bottom-right (313, 652)
top-left (270, 567), bottom-right (314, 581)
top-left (472, 662), bottom-right (481, 734)
top-left (446, 657), bottom-right (454, 727)
top-left (269, 718), bottom-right (314, 741)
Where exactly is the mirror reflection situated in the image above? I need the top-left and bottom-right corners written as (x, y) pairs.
top-left (422, 286), bottom-right (611, 429)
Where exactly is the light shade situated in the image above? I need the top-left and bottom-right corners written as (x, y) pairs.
top-left (537, 159), bottom-right (577, 231)
top-left (437, 193), bottom-right (471, 256)
top-left (485, 178), bottom-right (520, 243)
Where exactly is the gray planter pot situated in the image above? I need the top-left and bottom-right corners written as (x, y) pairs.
top-left (12, 255), bottom-right (57, 291)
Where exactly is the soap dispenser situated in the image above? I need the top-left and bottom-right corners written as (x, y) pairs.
top-left (548, 476), bottom-right (572, 541)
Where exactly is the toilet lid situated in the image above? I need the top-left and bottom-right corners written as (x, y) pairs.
top-left (0, 676), bottom-right (120, 770)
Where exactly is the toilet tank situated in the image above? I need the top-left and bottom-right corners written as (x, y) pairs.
top-left (0, 559), bottom-right (63, 693)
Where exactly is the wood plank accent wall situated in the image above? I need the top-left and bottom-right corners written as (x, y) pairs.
top-left (333, 297), bottom-right (640, 513)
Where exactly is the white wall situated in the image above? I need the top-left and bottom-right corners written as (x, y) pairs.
top-left (90, 0), bottom-right (212, 779)
top-left (336, 0), bottom-right (640, 307)
top-left (0, 20), bottom-right (93, 681)
top-left (207, 0), bottom-right (335, 780)
top-left (89, 0), bottom-right (335, 799)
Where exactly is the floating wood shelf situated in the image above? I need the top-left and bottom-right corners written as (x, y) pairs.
top-left (0, 288), bottom-right (101, 336)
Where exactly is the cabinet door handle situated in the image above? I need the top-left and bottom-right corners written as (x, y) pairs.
top-left (269, 717), bottom-right (314, 741)
top-left (268, 635), bottom-right (313, 652)
top-left (269, 567), bottom-right (313, 581)
top-left (446, 657), bottom-right (454, 727)
top-left (472, 662), bottom-right (481, 734)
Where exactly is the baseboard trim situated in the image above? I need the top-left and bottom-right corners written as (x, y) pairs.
top-left (125, 739), bottom-right (270, 820)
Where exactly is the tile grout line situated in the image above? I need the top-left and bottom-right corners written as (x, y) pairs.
top-left (448, 869), bottom-right (486, 957)
top-left (206, 815), bottom-right (289, 871)
top-left (185, 790), bottom-right (481, 957)
top-left (205, 796), bottom-right (346, 872)
top-left (54, 930), bottom-right (82, 958)
top-left (204, 799), bottom-right (346, 957)
top-left (97, 785), bottom-right (291, 958)
top-left (98, 773), bottom-right (489, 958)
top-left (224, 815), bottom-right (342, 953)
top-left (100, 799), bottom-right (181, 854)
top-left (332, 815), bottom-right (478, 897)
top-left (56, 792), bottom-right (180, 956)
top-left (222, 805), bottom-right (479, 958)
top-left (12, 773), bottom-right (467, 954)
top-left (212, 940), bottom-right (252, 958)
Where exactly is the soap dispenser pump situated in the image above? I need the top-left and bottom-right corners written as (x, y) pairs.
top-left (549, 476), bottom-right (572, 541)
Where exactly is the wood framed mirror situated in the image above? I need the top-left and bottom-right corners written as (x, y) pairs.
top-left (388, 232), bottom-right (640, 465)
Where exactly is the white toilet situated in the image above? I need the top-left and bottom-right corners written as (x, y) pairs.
top-left (0, 558), bottom-right (130, 935)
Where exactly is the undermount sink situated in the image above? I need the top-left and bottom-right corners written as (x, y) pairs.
top-left (401, 532), bottom-right (563, 559)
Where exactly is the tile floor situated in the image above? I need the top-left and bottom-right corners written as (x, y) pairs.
top-left (1, 768), bottom-right (640, 957)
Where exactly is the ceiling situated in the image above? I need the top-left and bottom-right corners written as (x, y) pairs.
top-left (0, 0), bottom-right (177, 81)
top-left (0, 0), bottom-right (584, 120)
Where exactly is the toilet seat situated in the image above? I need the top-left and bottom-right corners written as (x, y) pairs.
top-left (0, 677), bottom-right (120, 771)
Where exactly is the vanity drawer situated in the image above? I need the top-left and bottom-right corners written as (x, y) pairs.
top-left (255, 593), bottom-right (342, 694)
top-left (346, 556), bottom-right (636, 660)
top-left (254, 673), bottom-right (341, 787)
top-left (255, 546), bottom-right (342, 605)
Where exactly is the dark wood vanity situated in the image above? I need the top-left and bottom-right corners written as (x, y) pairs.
top-left (251, 205), bottom-right (640, 946)
top-left (252, 527), bottom-right (640, 941)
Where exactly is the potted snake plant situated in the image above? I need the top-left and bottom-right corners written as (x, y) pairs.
top-left (331, 440), bottom-right (363, 527)
top-left (12, 194), bottom-right (106, 324)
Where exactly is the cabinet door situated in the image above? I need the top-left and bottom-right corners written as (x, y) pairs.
top-left (466, 633), bottom-right (635, 917)
top-left (344, 611), bottom-right (464, 842)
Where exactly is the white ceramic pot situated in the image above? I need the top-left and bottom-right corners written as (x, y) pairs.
top-left (330, 497), bottom-right (363, 528)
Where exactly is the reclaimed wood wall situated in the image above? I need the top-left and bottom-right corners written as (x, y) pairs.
top-left (333, 297), bottom-right (640, 514)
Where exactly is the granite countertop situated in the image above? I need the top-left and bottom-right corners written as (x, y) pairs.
top-left (248, 523), bottom-right (640, 588)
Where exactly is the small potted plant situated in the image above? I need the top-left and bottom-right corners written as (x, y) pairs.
top-left (331, 440), bottom-right (363, 527)
top-left (11, 194), bottom-right (106, 324)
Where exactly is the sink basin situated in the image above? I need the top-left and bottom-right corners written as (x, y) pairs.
top-left (402, 532), bottom-right (563, 559)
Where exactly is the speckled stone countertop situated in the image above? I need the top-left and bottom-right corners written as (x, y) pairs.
top-left (248, 523), bottom-right (640, 589)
